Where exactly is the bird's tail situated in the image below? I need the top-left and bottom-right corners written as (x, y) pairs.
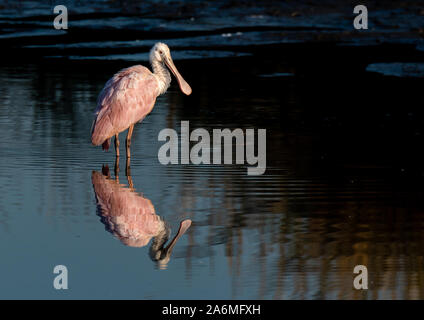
top-left (102, 138), bottom-right (111, 151)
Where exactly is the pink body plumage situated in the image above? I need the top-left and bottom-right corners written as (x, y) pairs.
top-left (91, 65), bottom-right (159, 149)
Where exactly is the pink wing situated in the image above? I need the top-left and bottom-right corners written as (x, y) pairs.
top-left (91, 65), bottom-right (159, 146)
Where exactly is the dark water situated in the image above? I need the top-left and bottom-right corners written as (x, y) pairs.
top-left (1, 47), bottom-right (424, 299)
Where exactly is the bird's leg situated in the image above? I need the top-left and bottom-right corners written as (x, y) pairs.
top-left (125, 156), bottom-right (131, 177)
top-left (114, 155), bottom-right (120, 179)
top-left (127, 173), bottom-right (134, 190)
top-left (114, 134), bottom-right (120, 177)
top-left (115, 134), bottom-right (120, 158)
top-left (126, 124), bottom-right (134, 159)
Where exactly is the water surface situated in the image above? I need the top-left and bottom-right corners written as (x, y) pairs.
top-left (1, 51), bottom-right (424, 299)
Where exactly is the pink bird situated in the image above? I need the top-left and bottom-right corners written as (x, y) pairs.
top-left (92, 166), bottom-right (192, 268)
top-left (91, 42), bottom-right (192, 159)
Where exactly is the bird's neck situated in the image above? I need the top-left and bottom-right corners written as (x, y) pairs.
top-left (151, 59), bottom-right (171, 95)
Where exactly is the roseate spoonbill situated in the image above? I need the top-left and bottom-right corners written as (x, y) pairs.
top-left (92, 165), bottom-right (192, 269)
top-left (91, 42), bottom-right (192, 160)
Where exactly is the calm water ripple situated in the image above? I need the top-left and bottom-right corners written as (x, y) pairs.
top-left (1, 57), bottom-right (424, 299)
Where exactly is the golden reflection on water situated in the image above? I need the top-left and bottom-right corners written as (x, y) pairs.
top-left (171, 169), bottom-right (424, 299)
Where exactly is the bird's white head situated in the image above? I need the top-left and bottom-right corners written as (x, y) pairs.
top-left (150, 42), bottom-right (192, 96)
top-left (150, 42), bottom-right (169, 63)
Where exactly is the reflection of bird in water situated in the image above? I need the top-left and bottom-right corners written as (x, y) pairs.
top-left (90, 42), bottom-right (192, 167)
top-left (92, 164), bottom-right (191, 269)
